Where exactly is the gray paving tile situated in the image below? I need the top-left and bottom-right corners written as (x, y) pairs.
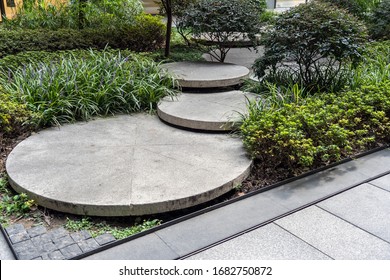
top-left (94, 233), bottom-right (115, 246)
top-left (60, 244), bottom-right (83, 259)
top-left (5, 224), bottom-right (25, 236)
top-left (0, 230), bottom-right (15, 260)
top-left (263, 164), bottom-right (368, 211)
top-left (262, 149), bottom-right (390, 211)
top-left (370, 174), bottom-right (390, 192)
top-left (275, 206), bottom-right (390, 260)
top-left (187, 223), bottom-right (331, 260)
top-left (13, 239), bottom-right (35, 254)
top-left (47, 227), bottom-right (68, 240)
top-left (349, 149), bottom-right (390, 176)
top-left (318, 184), bottom-right (390, 243)
top-left (48, 250), bottom-right (65, 260)
top-left (17, 249), bottom-right (42, 260)
top-left (53, 235), bottom-right (75, 249)
top-left (70, 230), bottom-right (92, 242)
top-left (155, 195), bottom-right (289, 257)
top-left (78, 238), bottom-right (100, 253)
top-left (9, 231), bottom-right (30, 244)
top-left (83, 233), bottom-right (179, 260)
top-left (27, 226), bottom-right (47, 238)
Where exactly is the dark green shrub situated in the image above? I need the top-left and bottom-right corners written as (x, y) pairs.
top-left (369, 0), bottom-right (390, 40)
top-left (0, 29), bottom-right (91, 58)
top-left (177, 0), bottom-right (266, 62)
top-left (82, 14), bottom-right (166, 52)
top-left (0, 15), bottom-right (165, 57)
top-left (241, 81), bottom-right (390, 172)
top-left (0, 49), bottom-right (178, 126)
top-left (254, 1), bottom-right (367, 94)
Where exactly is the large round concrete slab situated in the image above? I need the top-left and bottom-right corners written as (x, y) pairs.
top-left (161, 62), bottom-right (250, 88)
top-left (6, 114), bottom-right (252, 216)
top-left (158, 91), bottom-right (258, 131)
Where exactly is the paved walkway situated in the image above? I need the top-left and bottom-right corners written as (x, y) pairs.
top-left (82, 149), bottom-right (390, 260)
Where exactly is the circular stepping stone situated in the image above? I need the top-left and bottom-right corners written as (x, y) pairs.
top-left (6, 114), bottom-right (252, 216)
top-left (158, 90), bottom-right (257, 131)
top-left (161, 62), bottom-right (250, 88)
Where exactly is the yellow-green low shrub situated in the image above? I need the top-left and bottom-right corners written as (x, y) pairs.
top-left (241, 81), bottom-right (390, 172)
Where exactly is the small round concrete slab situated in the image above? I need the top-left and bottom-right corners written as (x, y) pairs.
top-left (161, 62), bottom-right (250, 88)
top-left (158, 91), bottom-right (258, 131)
top-left (6, 114), bottom-right (252, 216)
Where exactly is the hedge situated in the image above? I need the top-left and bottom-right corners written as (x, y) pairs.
top-left (0, 15), bottom-right (165, 58)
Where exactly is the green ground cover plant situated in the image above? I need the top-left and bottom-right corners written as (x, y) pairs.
top-left (65, 217), bottom-right (161, 239)
top-left (1, 49), bottom-right (178, 126)
top-left (0, 174), bottom-right (36, 225)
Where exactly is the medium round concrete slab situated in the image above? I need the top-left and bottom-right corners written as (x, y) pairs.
top-left (6, 114), bottom-right (252, 216)
top-left (161, 62), bottom-right (250, 88)
top-left (158, 91), bottom-right (258, 131)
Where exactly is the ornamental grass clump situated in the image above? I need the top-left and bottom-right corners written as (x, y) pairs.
top-left (0, 49), bottom-right (178, 126)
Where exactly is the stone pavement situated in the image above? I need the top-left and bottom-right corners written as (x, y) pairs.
top-left (82, 149), bottom-right (390, 260)
top-left (189, 181), bottom-right (390, 260)
top-left (1, 224), bottom-right (115, 260)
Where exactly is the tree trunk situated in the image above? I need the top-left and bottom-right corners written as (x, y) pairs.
top-left (162, 0), bottom-right (172, 57)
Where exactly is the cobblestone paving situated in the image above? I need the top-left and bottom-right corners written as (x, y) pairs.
top-left (4, 224), bottom-right (116, 260)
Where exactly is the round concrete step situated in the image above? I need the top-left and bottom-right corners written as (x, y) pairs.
top-left (6, 114), bottom-right (252, 216)
top-left (158, 90), bottom-right (257, 131)
top-left (161, 62), bottom-right (250, 88)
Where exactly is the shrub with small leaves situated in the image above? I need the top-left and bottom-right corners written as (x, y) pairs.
top-left (178, 0), bottom-right (266, 62)
top-left (241, 81), bottom-right (390, 173)
top-left (254, 1), bottom-right (367, 94)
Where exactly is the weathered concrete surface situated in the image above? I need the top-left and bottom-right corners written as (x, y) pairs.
top-left (158, 90), bottom-right (258, 131)
top-left (161, 62), bottom-right (250, 88)
top-left (6, 114), bottom-right (251, 216)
